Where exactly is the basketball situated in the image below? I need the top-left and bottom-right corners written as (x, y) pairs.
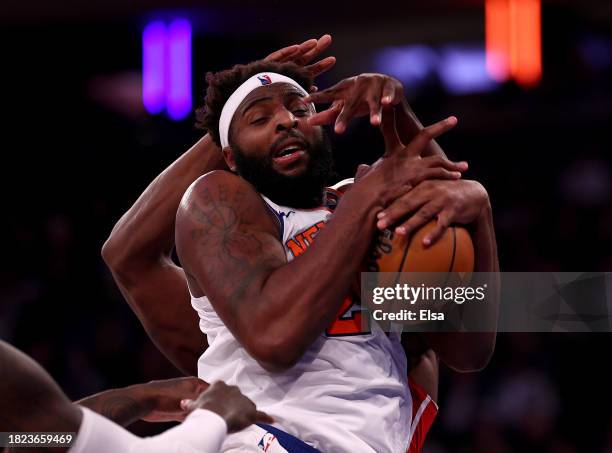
top-left (370, 220), bottom-right (474, 274)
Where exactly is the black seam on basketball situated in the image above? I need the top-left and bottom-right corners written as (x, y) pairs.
top-left (442, 226), bottom-right (457, 288)
top-left (395, 233), bottom-right (412, 285)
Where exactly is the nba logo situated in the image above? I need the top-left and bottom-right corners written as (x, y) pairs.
top-left (257, 432), bottom-right (277, 452)
top-left (258, 74), bottom-right (272, 85)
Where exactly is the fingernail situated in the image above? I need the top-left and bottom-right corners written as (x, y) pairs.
top-left (452, 172), bottom-right (461, 178)
top-left (377, 211), bottom-right (386, 219)
top-left (335, 123), bottom-right (345, 134)
top-left (371, 114), bottom-right (381, 125)
top-left (447, 116), bottom-right (458, 125)
top-left (423, 237), bottom-right (431, 246)
top-left (377, 220), bottom-right (388, 229)
top-left (396, 227), bottom-right (406, 235)
top-left (382, 96), bottom-right (392, 104)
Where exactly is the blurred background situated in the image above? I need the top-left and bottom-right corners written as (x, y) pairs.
top-left (1, 0), bottom-right (611, 451)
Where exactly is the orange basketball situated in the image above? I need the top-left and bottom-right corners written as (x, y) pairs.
top-left (369, 220), bottom-right (474, 274)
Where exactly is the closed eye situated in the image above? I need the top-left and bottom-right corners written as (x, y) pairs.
top-left (293, 109), bottom-right (309, 117)
top-left (251, 117), bottom-right (268, 125)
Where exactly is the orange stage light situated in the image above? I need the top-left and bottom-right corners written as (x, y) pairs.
top-left (486, 0), bottom-right (542, 87)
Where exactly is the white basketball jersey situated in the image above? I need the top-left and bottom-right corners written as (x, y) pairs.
top-left (191, 180), bottom-right (412, 453)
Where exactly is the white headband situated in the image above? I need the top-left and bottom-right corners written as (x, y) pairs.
top-left (218, 72), bottom-right (313, 149)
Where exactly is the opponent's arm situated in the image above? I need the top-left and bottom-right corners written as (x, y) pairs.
top-left (378, 179), bottom-right (499, 371)
top-left (175, 118), bottom-right (461, 372)
top-left (102, 36), bottom-right (336, 376)
top-left (75, 377), bottom-right (207, 426)
top-left (102, 135), bottom-right (224, 376)
top-left (306, 74), bottom-right (448, 157)
top-left (72, 382), bottom-right (272, 453)
top-left (422, 201), bottom-right (499, 372)
top-left (1, 341), bottom-right (82, 453)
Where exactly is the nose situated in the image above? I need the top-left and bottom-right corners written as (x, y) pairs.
top-left (275, 107), bottom-right (298, 133)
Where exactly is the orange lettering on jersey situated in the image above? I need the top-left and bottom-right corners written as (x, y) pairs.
top-left (285, 221), bottom-right (326, 258)
top-left (286, 234), bottom-right (308, 257)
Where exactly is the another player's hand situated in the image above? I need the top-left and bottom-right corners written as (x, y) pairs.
top-left (264, 34), bottom-right (336, 91)
top-left (138, 377), bottom-right (208, 422)
top-left (305, 73), bottom-right (404, 133)
top-left (377, 179), bottom-right (490, 246)
top-left (354, 110), bottom-right (467, 208)
top-left (181, 381), bottom-right (274, 433)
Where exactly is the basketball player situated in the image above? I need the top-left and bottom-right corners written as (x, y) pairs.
top-left (0, 340), bottom-right (272, 453)
top-left (103, 36), bottom-right (440, 405)
top-left (102, 36), bottom-right (336, 377)
top-left (169, 59), bottom-right (498, 452)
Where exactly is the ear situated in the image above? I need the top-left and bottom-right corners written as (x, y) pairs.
top-left (222, 146), bottom-right (237, 172)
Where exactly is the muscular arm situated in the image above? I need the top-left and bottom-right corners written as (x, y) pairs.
top-left (102, 135), bottom-right (226, 375)
top-left (175, 170), bottom-right (380, 371)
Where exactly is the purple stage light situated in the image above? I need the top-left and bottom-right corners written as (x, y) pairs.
top-left (374, 44), bottom-right (499, 95)
top-left (438, 45), bottom-right (498, 95)
top-left (374, 45), bottom-right (438, 88)
top-left (142, 21), bottom-right (167, 115)
top-left (166, 19), bottom-right (192, 121)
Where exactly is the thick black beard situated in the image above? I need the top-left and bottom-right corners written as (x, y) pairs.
top-left (232, 131), bottom-right (336, 209)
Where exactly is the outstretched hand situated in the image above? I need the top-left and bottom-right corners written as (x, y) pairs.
top-left (265, 34), bottom-right (336, 91)
top-left (181, 381), bottom-right (274, 433)
top-left (305, 74), bottom-right (404, 133)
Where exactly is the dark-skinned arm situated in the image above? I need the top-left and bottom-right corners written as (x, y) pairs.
top-left (75, 377), bottom-right (207, 427)
top-left (102, 135), bottom-right (225, 376)
top-left (1, 341), bottom-right (81, 453)
top-left (395, 99), bottom-right (447, 158)
top-left (175, 171), bottom-right (380, 371)
top-left (423, 201), bottom-right (499, 372)
top-left (377, 179), bottom-right (499, 371)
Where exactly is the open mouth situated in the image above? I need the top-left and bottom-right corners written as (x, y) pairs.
top-left (272, 140), bottom-right (307, 165)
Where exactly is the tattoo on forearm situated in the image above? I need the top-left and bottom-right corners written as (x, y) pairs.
top-left (97, 395), bottom-right (145, 427)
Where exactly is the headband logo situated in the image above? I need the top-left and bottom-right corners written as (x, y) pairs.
top-left (257, 74), bottom-right (272, 85)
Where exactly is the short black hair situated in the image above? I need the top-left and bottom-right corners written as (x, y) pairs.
top-left (195, 60), bottom-right (313, 147)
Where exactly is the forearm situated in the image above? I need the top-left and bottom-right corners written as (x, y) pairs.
top-left (244, 189), bottom-right (379, 366)
top-left (110, 265), bottom-right (204, 376)
top-left (396, 99), bottom-right (447, 158)
top-left (472, 202), bottom-right (499, 273)
top-left (75, 385), bottom-right (153, 427)
top-left (424, 203), bottom-right (499, 371)
top-left (103, 134), bottom-right (225, 269)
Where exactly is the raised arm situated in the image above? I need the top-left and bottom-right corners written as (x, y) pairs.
top-left (102, 135), bottom-right (224, 376)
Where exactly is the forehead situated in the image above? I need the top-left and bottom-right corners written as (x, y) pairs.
top-left (237, 82), bottom-right (305, 114)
